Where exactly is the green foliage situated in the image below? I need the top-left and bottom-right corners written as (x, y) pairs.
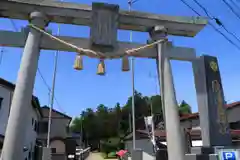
top-left (179, 100), bottom-right (192, 115)
top-left (70, 91), bottom-right (192, 149)
top-left (101, 152), bottom-right (108, 159)
top-left (100, 137), bottom-right (120, 157)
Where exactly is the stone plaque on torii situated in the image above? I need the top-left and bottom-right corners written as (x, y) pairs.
top-left (0, 1), bottom-right (216, 160)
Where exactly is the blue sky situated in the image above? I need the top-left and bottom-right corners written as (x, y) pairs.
top-left (0, 0), bottom-right (240, 118)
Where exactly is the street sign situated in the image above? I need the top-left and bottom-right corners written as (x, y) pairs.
top-left (218, 149), bottom-right (239, 160)
top-left (222, 152), bottom-right (236, 160)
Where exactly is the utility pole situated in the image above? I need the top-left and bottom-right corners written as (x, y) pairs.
top-left (47, 23), bottom-right (60, 147)
top-left (150, 100), bottom-right (156, 152)
top-left (128, 0), bottom-right (136, 150)
top-left (129, 113), bottom-right (132, 132)
top-left (79, 119), bottom-right (83, 160)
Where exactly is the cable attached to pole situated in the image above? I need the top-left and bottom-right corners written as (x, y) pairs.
top-left (0, 47), bottom-right (4, 68)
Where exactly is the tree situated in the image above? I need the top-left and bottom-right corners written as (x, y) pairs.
top-left (179, 100), bottom-right (192, 115)
top-left (70, 91), bottom-right (191, 150)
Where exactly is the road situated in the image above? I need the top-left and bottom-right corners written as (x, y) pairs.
top-left (86, 152), bottom-right (118, 160)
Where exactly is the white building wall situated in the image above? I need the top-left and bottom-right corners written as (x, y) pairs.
top-left (160, 140), bottom-right (202, 147)
top-left (125, 139), bottom-right (203, 157)
top-left (0, 85), bottom-right (41, 160)
top-left (23, 105), bottom-right (40, 160)
top-left (125, 139), bottom-right (154, 156)
top-left (50, 140), bottom-right (66, 154)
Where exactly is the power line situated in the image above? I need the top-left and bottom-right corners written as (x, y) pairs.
top-left (37, 68), bottom-right (64, 113)
top-left (192, 0), bottom-right (240, 44)
top-left (192, 0), bottom-right (212, 18)
top-left (10, 19), bottom-right (18, 32)
top-left (221, 0), bottom-right (240, 21)
top-left (9, 19), bottom-right (66, 113)
top-left (229, 0), bottom-right (240, 11)
top-left (149, 72), bottom-right (159, 95)
top-left (0, 47), bottom-right (6, 67)
top-left (179, 0), bottom-right (240, 50)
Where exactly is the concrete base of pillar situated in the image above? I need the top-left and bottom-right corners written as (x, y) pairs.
top-left (185, 154), bottom-right (218, 160)
top-left (132, 149), bottom-right (143, 160)
top-left (191, 147), bottom-right (215, 155)
top-left (42, 147), bottom-right (51, 160)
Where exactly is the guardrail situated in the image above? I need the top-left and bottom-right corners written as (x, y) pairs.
top-left (77, 147), bottom-right (91, 160)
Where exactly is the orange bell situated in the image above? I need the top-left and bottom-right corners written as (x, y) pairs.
top-left (73, 54), bottom-right (83, 70)
top-left (97, 59), bottom-right (105, 75)
top-left (122, 56), bottom-right (130, 72)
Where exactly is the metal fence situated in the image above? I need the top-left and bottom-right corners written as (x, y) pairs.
top-left (78, 147), bottom-right (91, 160)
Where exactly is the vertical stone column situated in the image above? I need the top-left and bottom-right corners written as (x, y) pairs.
top-left (132, 149), bottom-right (143, 160)
top-left (193, 55), bottom-right (231, 147)
top-left (162, 49), bottom-right (185, 160)
top-left (150, 26), bottom-right (185, 160)
top-left (0, 12), bottom-right (48, 160)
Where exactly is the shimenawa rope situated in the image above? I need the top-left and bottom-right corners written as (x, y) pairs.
top-left (28, 24), bottom-right (166, 59)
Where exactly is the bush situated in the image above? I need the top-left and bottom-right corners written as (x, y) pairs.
top-left (108, 152), bottom-right (117, 158)
top-left (100, 137), bottom-right (120, 153)
top-left (101, 152), bottom-right (108, 159)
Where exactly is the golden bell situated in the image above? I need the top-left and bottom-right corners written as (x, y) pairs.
top-left (73, 54), bottom-right (83, 70)
top-left (97, 59), bottom-right (105, 75)
top-left (122, 56), bottom-right (130, 72)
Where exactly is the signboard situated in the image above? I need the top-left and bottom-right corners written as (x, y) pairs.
top-left (91, 2), bottom-right (119, 51)
top-left (218, 149), bottom-right (239, 160)
top-left (195, 55), bottom-right (232, 146)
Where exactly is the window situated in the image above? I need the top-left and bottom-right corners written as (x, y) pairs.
top-left (38, 121), bottom-right (48, 133)
top-left (66, 126), bottom-right (70, 133)
top-left (230, 122), bottom-right (240, 129)
top-left (0, 97), bottom-right (3, 110)
top-left (34, 120), bottom-right (38, 132)
top-left (51, 148), bottom-right (56, 154)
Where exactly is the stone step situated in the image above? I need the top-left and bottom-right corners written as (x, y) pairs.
top-left (191, 147), bottom-right (215, 155)
top-left (185, 154), bottom-right (218, 160)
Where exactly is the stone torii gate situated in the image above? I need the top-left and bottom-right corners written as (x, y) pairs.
top-left (0, 1), bottom-right (207, 160)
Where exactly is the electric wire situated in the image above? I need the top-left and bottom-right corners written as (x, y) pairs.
top-left (192, 0), bottom-right (240, 46)
top-left (0, 47), bottom-right (5, 67)
top-left (10, 19), bottom-right (18, 32)
top-left (179, 0), bottom-right (240, 50)
top-left (221, 0), bottom-right (240, 21)
top-left (9, 19), bottom-right (66, 113)
top-left (229, 0), bottom-right (240, 11)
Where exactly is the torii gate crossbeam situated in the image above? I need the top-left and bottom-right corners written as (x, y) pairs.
top-left (0, 0), bottom-right (207, 37)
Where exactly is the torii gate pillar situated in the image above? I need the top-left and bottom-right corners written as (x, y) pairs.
top-left (150, 26), bottom-right (185, 160)
top-left (1, 12), bottom-right (48, 160)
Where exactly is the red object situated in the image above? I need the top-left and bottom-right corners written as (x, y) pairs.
top-left (116, 150), bottom-right (127, 157)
